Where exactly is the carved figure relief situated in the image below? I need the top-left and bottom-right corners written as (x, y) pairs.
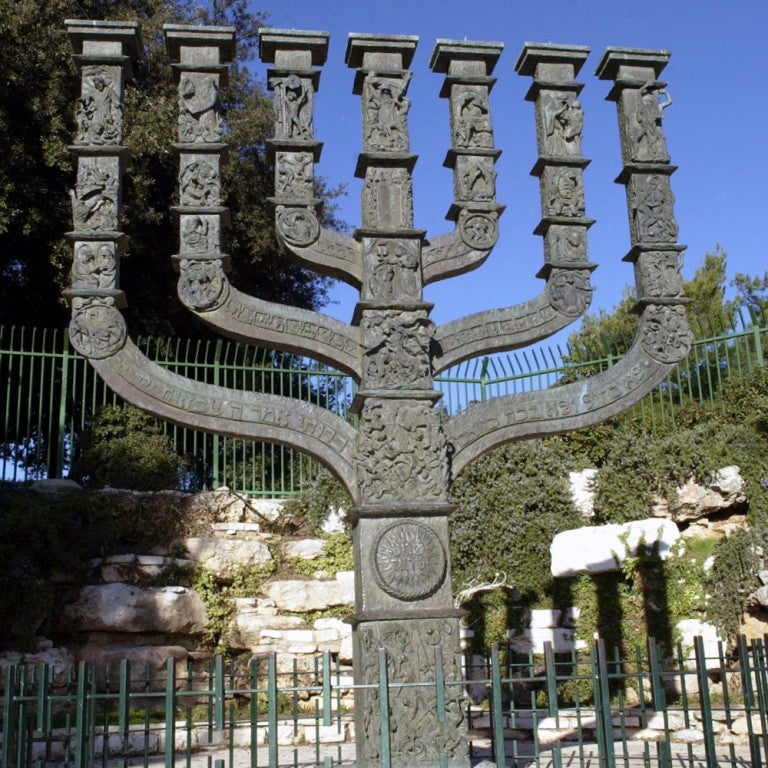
top-left (629, 81), bottom-right (671, 162)
top-left (68, 297), bottom-right (126, 359)
top-left (76, 66), bottom-right (121, 145)
top-left (71, 242), bottom-right (117, 290)
top-left (357, 399), bottom-right (448, 503)
top-left (275, 206), bottom-right (320, 247)
top-left (181, 215), bottom-right (219, 253)
top-left (547, 225), bottom-right (588, 264)
top-left (179, 159), bottom-right (220, 207)
top-left (364, 312), bottom-right (432, 388)
top-left (365, 239), bottom-right (420, 300)
top-left (178, 258), bottom-right (228, 311)
top-left (455, 156), bottom-right (496, 202)
top-left (641, 304), bottom-right (693, 363)
top-left (544, 167), bottom-right (585, 217)
top-left (71, 161), bottom-right (118, 231)
top-left (275, 152), bottom-right (313, 198)
top-left (452, 88), bottom-right (493, 149)
top-left (271, 74), bottom-right (313, 139)
top-left (359, 620), bottom-right (467, 765)
top-left (635, 251), bottom-right (683, 298)
top-left (540, 93), bottom-right (583, 156)
top-left (178, 75), bottom-right (221, 143)
top-left (546, 268), bottom-right (592, 316)
top-left (363, 73), bottom-right (411, 151)
top-left (362, 167), bottom-right (413, 229)
top-left (632, 174), bottom-right (678, 243)
top-left (458, 210), bottom-right (498, 251)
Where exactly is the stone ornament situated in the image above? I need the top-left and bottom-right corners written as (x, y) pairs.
top-left (68, 297), bottom-right (127, 359)
top-left (363, 73), bottom-right (411, 152)
top-left (373, 521), bottom-right (446, 600)
top-left (71, 160), bottom-right (119, 231)
top-left (76, 65), bottom-right (122, 145)
top-left (179, 158), bottom-right (220, 207)
top-left (275, 152), bottom-right (314, 198)
top-left (275, 206), bottom-right (320, 247)
top-left (178, 259), bottom-right (229, 311)
top-left (641, 304), bottom-right (693, 363)
top-left (363, 166), bottom-right (414, 229)
top-left (180, 215), bottom-right (220, 253)
top-left (71, 242), bottom-right (117, 290)
top-left (540, 92), bottom-right (583, 157)
top-left (363, 311), bottom-right (432, 389)
top-left (359, 619), bottom-right (466, 766)
top-left (630, 81), bottom-right (671, 162)
top-left (631, 173), bottom-right (678, 243)
top-left (635, 250), bottom-right (684, 298)
top-left (271, 74), bottom-right (314, 139)
top-left (178, 74), bottom-right (221, 143)
top-left (455, 156), bottom-right (496, 202)
top-left (451, 87), bottom-right (494, 149)
top-left (546, 268), bottom-right (593, 316)
top-left (357, 399), bottom-right (448, 504)
top-left (546, 225), bottom-right (589, 264)
top-left (543, 166), bottom-right (586, 217)
top-left (458, 210), bottom-right (498, 250)
top-left (364, 239), bottom-right (421, 301)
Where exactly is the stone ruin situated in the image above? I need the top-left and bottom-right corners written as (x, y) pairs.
top-left (64, 19), bottom-right (692, 768)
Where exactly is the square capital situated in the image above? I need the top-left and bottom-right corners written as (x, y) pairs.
top-left (595, 47), bottom-right (671, 81)
top-left (515, 43), bottom-right (590, 80)
top-left (258, 28), bottom-right (329, 67)
top-left (429, 39), bottom-right (503, 76)
top-left (345, 33), bottom-right (418, 70)
top-left (164, 24), bottom-right (236, 64)
top-left (65, 19), bottom-right (142, 59)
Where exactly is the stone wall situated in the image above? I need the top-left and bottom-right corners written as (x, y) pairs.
top-left (0, 466), bottom-right (760, 675)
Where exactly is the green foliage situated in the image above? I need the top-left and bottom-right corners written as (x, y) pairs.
top-left (71, 404), bottom-right (187, 490)
top-left (0, 0), bottom-right (335, 333)
top-left (0, 483), bottom-right (192, 647)
top-left (450, 440), bottom-right (582, 598)
top-left (292, 532), bottom-right (353, 577)
top-left (283, 470), bottom-right (351, 536)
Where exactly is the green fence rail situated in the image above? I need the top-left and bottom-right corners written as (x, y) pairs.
top-left (1, 309), bottom-right (766, 493)
top-left (3, 636), bottom-right (768, 768)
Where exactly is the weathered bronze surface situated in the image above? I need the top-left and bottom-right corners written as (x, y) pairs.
top-left (64, 21), bottom-right (691, 767)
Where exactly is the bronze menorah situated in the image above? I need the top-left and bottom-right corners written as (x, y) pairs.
top-left (64, 19), bottom-right (691, 767)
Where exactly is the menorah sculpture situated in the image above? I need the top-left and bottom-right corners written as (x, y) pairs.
top-left (65, 19), bottom-right (692, 768)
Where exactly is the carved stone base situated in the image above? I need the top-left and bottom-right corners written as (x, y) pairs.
top-left (353, 616), bottom-right (470, 768)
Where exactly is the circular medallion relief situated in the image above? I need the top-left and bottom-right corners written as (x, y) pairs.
top-left (373, 521), bottom-right (446, 601)
top-left (276, 206), bottom-right (320, 247)
top-left (458, 211), bottom-right (498, 250)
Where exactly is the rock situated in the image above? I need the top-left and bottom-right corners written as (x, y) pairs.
top-left (265, 574), bottom-right (354, 613)
top-left (63, 583), bottom-right (207, 634)
top-left (551, 519), bottom-right (679, 577)
top-left (656, 466), bottom-right (747, 523)
top-left (185, 489), bottom-right (285, 524)
top-left (0, 646), bottom-right (74, 673)
top-left (569, 469), bottom-right (597, 518)
top-left (508, 627), bottom-right (586, 654)
top-left (675, 619), bottom-right (724, 671)
top-left (179, 536), bottom-right (272, 579)
top-left (78, 645), bottom-right (189, 684)
top-left (226, 598), bottom-right (308, 649)
top-left (739, 610), bottom-right (768, 642)
top-left (321, 507), bottom-right (347, 535)
top-left (29, 478), bottom-right (82, 494)
top-left (282, 539), bottom-right (326, 561)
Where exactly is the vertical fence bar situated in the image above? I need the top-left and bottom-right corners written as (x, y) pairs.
top-left (593, 640), bottom-right (615, 768)
top-left (2, 665), bottom-right (17, 768)
top-left (489, 644), bottom-right (506, 767)
top-left (738, 635), bottom-right (763, 768)
top-left (378, 647), bottom-right (392, 768)
top-left (267, 653), bottom-right (278, 768)
top-left (694, 636), bottom-right (718, 768)
top-left (164, 658), bottom-right (177, 768)
top-left (646, 638), bottom-right (672, 768)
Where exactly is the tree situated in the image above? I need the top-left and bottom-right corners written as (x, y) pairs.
top-left (0, 0), bottom-right (337, 335)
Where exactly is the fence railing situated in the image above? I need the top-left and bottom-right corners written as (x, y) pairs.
top-left (3, 636), bottom-right (768, 768)
top-left (1, 309), bottom-right (765, 493)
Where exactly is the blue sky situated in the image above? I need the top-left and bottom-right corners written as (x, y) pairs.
top-left (248, 0), bottom-right (767, 337)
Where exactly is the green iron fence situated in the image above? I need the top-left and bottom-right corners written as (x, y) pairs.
top-left (3, 636), bottom-right (768, 768)
top-left (1, 309), bottom-right (766, 493)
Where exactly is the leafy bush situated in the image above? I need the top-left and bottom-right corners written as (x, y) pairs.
top-left (72, 404), bottom-right (187, 491)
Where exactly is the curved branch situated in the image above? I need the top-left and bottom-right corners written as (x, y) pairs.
top-left (188, 284), bottom-right (362, 379)
top-left (446, 304), bottom-right (691, 478)
top-left (421, 229), bottom-right (494, 285)
top-left (432, 288), bottom-right (591, 374)
top-left (277, 226), bottom-right (363, 287)
top-left (89, 338), bottom-right (358, 499)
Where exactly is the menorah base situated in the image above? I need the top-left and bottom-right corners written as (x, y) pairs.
top-left (353, 614), bottom-right (470, 768)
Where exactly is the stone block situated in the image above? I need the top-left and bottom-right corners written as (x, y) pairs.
top-left (509, 627), bottom-right (586, 654)
top-left (569, 468), bottom-right (597, 518)
top-left (180, 536), bottom-right (272, 579)
top-left (551, 518), bottom-right (679, 577)
top-left (63, 583), bottom-right (207, 634)
top-left (303, 723), bottom-right (348, 744)
top-left (283, 538), bottom-right (326, 560)
top-left (265, 578), bottom-right (353, 612)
